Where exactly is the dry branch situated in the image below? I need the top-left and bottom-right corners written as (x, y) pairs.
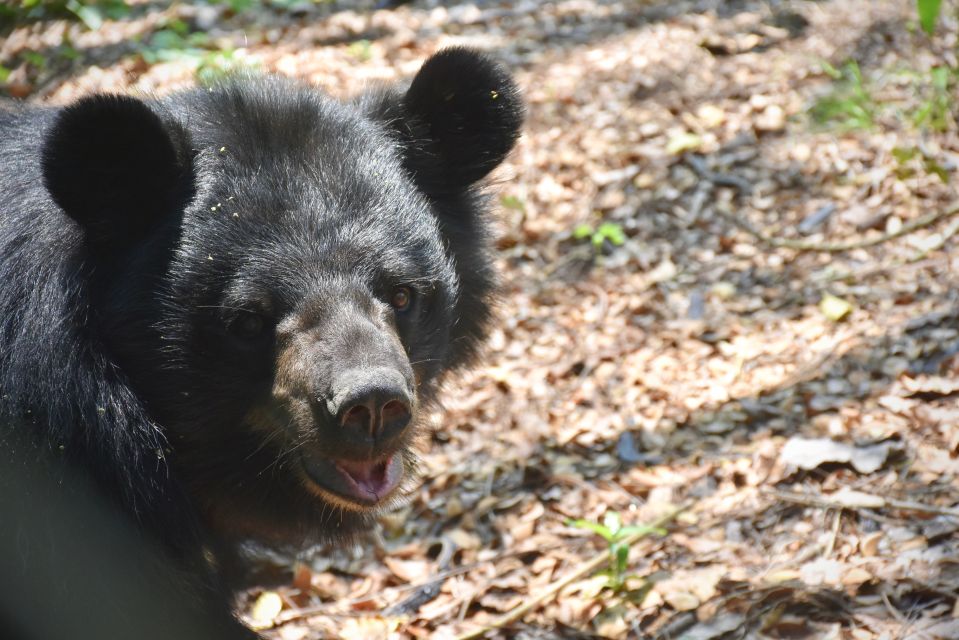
top-left (768, 489), bottom-right (959, 518)
top-left (717, 201), bottom-right (959, 253)
top-left (686, 155), bottom-right (959, 254)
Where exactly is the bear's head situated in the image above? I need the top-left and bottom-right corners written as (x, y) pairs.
top-left (40, 49), bottom-right (523, 542)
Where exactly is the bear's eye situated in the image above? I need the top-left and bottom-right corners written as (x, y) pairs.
top-left (229, 311), bottom-right (267, 340)
top-left (390, 287), bottom-right (413, 312)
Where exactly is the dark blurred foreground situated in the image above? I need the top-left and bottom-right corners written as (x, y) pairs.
top-left (0, 431), bottom-right (240, 640)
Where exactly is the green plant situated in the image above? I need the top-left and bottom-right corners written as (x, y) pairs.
top-left (137, 19), bottom-right (254, 83)
top-left (810, 60), bottom-right (876, 131)
top-left (500, 194), bottom-right (526, 212)
top-left (139, 21), bottom-right (212, 64)
top-left (917, 0), bottom-right (943, 34)
top-left (196, 49), bottom-right (252, 85)
top-left (911, 66), bottom-right (956, 132)
top-left (892, 145), bottom-right (950, 183)
top-left (573, 221), bottom-right (626, 252)
top-left (567, 511), bottom-right (666, 591)
top-left (67, 0), bottom-right (129, 29)
top-left (347, 39), bottom-right (372, 62)
top-left (20, 50), bottom-right (47, 70)
top-left (0, 1), bottom-right (131, 30)
top-left (209, 0), bottom-right (256, 12)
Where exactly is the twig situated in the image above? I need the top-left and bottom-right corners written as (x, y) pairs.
top-left (714, 201), bottom-right (959, 253)
top-left (684, 157), bottom-right (959, 254)
top-left (767, 331), bottom-right (854, 392)
top-left (686, 155), bottom-right (754, 194)
top-left (881, 592), bottom-right (934, 640)
top-left (909, 215), bottom-right (959, 262)
top-left (823, 509), bottom-right (841, 557)
top-left (452, 501), bottom-right (693, 640)
top-left (767, 489), bottom-right (959, 518)
top-left (817, 256), bottom-right (945, 283)
top-left (686, 156), bottom-right (959, 252)
top-left (271, 543), bottom-right (567, 626)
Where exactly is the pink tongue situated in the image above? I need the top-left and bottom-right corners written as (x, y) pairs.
top-left (337, 459), bottom-right (387, 493)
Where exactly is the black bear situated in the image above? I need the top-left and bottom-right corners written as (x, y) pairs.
top-left (0, 48), bottom-right (522, 638)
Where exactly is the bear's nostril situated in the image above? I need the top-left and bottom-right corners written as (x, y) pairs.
top-left (381, 399), bottom-right (411, 431)
top-left (329, 368), bottom-right (413, 440)
top-left (341, 405), bottom-right (372, 432)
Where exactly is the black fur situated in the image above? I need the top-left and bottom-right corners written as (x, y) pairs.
top-left (0, 48), bottom-right (522, 634)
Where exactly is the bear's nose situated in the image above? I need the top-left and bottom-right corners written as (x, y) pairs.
top-left (327, 368), bottom-right (412, 441)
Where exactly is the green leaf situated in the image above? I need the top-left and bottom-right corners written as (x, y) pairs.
top-left (0, 66), bottom-right (10, 83)
top-left (923, 157), bottom-right (949, 183)
top-left (195, 49), bottom-right (251, 85)
top-left (566, 518), bottom-right (614, 542)
top-left (930, 66), bottom-right (949, 89)
top-left (226, 0), bottom-right (256, 12)
top-left (809, 62), bottom-right (876, 131)
top-left (847, 61), bottom-right (863, 85)
top-left (615, 525), bottom-right (668, 539)
top-left (819, 59), bottom-right (842, 80)
top-left (347, 39), bottom-right (372, 62)
top-left (500, 195), bottom-right (526, 212)
top-left (613, 542), bottom-right (630, 576)
top-left (21, 50), bottom-right (46, 69)
top-left (66, 0), bottom-right (103, 30)
top-left (892, 146), bottom-right (919, 164)
top-left (573, 223), bottom-right (594, 240)
top-left (101, 0), bottom-right (131, 21)
top-left (598, 568), bottom-right (623, 591)
top-left (165, 18), bottom-right (191, 36)
top-left (150, 29), bottom-right (187, 50)
top-left (917, 0), bottom-right (942, 34)
top-left (603, 511), bottom-right (622, 535)
top-left (596, 222), bottom-right (626, 246)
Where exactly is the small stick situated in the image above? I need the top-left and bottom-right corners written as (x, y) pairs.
top-left (823, 509), bottom-right (842, 557)
top-left (767, 489), bottom-right (959, 518)
top-left (452, 501), bottom-right (693, 640)
top-left (685, 155), bottom-right (959, 254)
top-left (714, 202), bottom-right (959, 253)
top-left (909, 215), bottom-right (959, 262)
top-left (271, 543), bottom-right (567, 626)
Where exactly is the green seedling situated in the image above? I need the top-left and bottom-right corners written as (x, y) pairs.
top-left (347, 39), bottom-right (372, 62)
top-left (911, 66), bottom-right (956, 133)
top-left (212, 0), bottom-right (255, 12)
top-left (1, 0), bottom-right (128, 29)
top-left (574, 221), bottom-right (626, 253)
top-left (196, 49), bottom-right (253, 85)
top-left (139, 26), bottom-right (213, 64)
top-left (137, 19), bottom-right (255, 84)
top-left (20, 50), bottom-right (47, 70)
top-left (811, 60), bottom-right (876, 131)
top-left (500, 194), bottom-right (526, 212)
top-left (567, 511), bottom-right (666, 591)
top-left (892, 145), bottom-right (950, 183)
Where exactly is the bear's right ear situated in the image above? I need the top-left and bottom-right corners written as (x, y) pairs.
top-left (42, 94), bottom-right (194, 248)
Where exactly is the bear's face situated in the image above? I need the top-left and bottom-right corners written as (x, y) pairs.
top-left (156, 97), bottom-right (460, 523)
top-left (40, 49), bottom-right (522, 541)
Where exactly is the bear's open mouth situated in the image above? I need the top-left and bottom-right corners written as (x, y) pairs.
top-left (301, 453), bottom-right (404, 507)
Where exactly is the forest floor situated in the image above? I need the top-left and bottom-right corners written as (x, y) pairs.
top-left (3, 0), bottom-right (958, 638)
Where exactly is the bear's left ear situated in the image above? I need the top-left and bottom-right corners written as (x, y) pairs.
top-left (393, 48), bottom-right (523, 194)
top-left (42, 94), bottom-right (195, 249)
